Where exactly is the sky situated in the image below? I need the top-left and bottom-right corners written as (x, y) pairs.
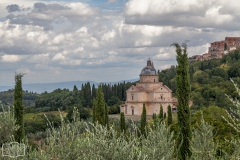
top-left (0, 0), bottom-right (240, 85)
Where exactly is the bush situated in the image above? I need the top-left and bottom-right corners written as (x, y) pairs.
top-left (0, 106), bottom-right (18, 146)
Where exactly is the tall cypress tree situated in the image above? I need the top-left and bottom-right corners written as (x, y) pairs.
top-left (80, 84), bottom-right (86, 107)
top-left (14, 73), bottom-right (24, 142)
top-left (92, 84), bottom-right (96, 99)
top-left (85, 82), bottom-right (92, 107)
top-left (172, 42), bottom-right (191, 159)
top-left (92, 99), bottom-right (96, 124)
top-left (105, 103), bottom-right (109, 128)
top-left (140, 103), bottom-right (147, 137)
top-left (120, 112), bottom-right (126, 132)
top-left (167, 105), bottom-right (173, 126)
top-left (159, 104), bottom-right (163, 121)
top-left (94, 86), bottom-right (106, 125)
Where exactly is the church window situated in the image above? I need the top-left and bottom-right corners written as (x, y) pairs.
top-left (132, 109), bottom-right (134, 115)
top-left (132, 95), bottom-right (134, 100)
top-left (154, 79), bottom-right (155, 82)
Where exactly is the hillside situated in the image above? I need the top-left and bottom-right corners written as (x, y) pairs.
top-left (158, 49), bottom-right (240, 110)
top-left (0, 90), bottom-right (37, 109)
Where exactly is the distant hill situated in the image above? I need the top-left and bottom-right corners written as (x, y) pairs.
top-left (0, 78), bottom-right (139, 93)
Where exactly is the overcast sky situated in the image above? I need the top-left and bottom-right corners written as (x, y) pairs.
top-left (0, 0), bottom-right (239, 85)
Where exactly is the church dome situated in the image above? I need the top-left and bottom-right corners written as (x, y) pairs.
top-left (140, 59), bottom-right (157, 75)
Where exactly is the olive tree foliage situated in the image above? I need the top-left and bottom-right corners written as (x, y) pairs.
top-left (0, 106), bottom-right (18, 146)
top-left (223, 78), bottom-right (240, 159)
top-left (190, 115), bottom-right (218, 160)
top-left (9, 107), bottom-right (176, 160)
top-left (141, 123), bottom-right (175, 160)
top-left (224, 78), bottom-right (240, 133)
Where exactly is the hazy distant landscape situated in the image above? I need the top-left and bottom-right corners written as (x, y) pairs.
top-left (0, 78), bottom-right (138, 93)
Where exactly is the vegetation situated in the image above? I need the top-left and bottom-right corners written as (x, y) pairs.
top-left (158, 49), bottom-right (240, 110)
top-left (2, 46), bottom-right (240, 159)
top-left (159, 104), bottom-right (163, 121)
top-left (93, 86), bottom-right (107, 126)
top-left (0, 106), bottom-right (18, 146)
top-left (35, 82), bottom-right (134, 112)
top-left (140, 103), bottom-right (147, 137)
top-left (167, 105), bottom-right (173, 126)
top-left (173, 43), bottom-right (191, 159)
top-left (14, 73), bottom-right (25, 143)
top-left (0, 90), bottom-right (37, 110)
top-left (120, 112), bottom-right (126, 132)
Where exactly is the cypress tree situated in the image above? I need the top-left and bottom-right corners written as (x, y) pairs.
top-left (85, 82), bottom-right (92, 107)
top-left (164, 112), bottom-right (166, 119)
top-left (92, 84), bottom-right (96, 99)
top-left (172, 42), bottom-right (191, 159)
top-left (159, 105), bottom-right (163, 121)
top-left (73, 85), bottom-right (78, 92)
top-left (140, 103), bottom-right (147, 137)
top-left (120, 112), bottom-right (126, 132)
top-left (153, 113), bottom-right (157, 127)
top-left (94, 86), bottom-right (106, 125)
top-left (167, 105), bottom-right (173, 126)
top-left (80, 84), bottom-right (86, 107)
top-left (14, 73), bottom-right (24, 142)
top-left (92, 99), bottom-right (96, 124)
top-left (105, 103), bottom-right (109, 127)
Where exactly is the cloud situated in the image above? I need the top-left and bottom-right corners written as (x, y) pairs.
top-left (5, 2), bottom-right (99, 30)
top-left (1, 54), bottom-right (20, 62)
top-left (6, 4), bottom-right (21, 12)
top-left (0, 0), bottom-right (239, 85)
top-left (124, 0), bottom-right (240, 31)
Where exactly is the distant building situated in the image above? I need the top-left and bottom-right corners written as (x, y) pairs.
top-left (189, 36), bottom-right (240, 62)
top-left (120, 59), bottom-right (178, 115)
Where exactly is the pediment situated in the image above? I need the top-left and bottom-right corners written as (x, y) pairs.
top-left (126, 85), bottom-right (140, 92)
top-left (154, 86), bottom-right (172, 93)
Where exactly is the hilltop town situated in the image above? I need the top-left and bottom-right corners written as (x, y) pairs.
top-left (189, 37), bottom-right (240, 61)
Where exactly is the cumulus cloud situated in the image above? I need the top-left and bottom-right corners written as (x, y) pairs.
top-left (5, 2), bottom-right (99, 30)
top-left (1, 54), bottom-right (20, 62)
top-left (124, 0), bottom-right (240, 31)
top-left (0, 0), bottom-right (239, 85)
top-left (6, 4), bottom-right (21, 12)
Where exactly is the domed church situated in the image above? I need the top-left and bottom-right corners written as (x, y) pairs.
top-left (120, 59), bottom-right (178, 115)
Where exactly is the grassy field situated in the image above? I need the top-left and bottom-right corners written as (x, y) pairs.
top-left (38, 110), bottom-right (68, 117)
top-left (24, 111), bottom-right (68, 121)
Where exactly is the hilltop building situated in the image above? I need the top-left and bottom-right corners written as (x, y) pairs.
top-left (189, 37), bottom-right (240, 62)
top-left (120, 59), bottom-right (178, 115)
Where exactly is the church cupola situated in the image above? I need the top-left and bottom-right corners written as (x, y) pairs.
top-left (140, 59), bottom-right (158, 82)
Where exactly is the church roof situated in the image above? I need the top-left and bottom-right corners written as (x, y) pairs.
top-left (140, 59), bottom-right (157, 75)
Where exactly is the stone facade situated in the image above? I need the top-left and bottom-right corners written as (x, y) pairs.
top-left (120, 59), bottom-right (178, 115)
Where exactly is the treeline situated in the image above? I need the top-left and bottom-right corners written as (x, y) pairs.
top-left (0, 89), bottom-right (37, 110)
top-left (35, 81), bottom-right (136, 112)
top-left (158, 49), bottom-right (240, 110)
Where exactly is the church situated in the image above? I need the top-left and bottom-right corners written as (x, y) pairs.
top-left (120, 59), bottom-right (178, 115)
